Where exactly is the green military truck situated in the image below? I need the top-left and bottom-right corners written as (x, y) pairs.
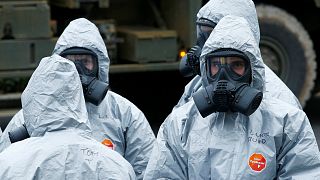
top-left (0, 0), bottom-right (319, 132)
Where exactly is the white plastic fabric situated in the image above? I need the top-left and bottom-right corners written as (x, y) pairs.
top-left (144, 15), bottom-right (320, 180)
top-left (0, 55), bottom-right (136, 179)
top-left (0, 18), bottom-right (155, 180)
top-left (176, 0), bottom-right (302, 110)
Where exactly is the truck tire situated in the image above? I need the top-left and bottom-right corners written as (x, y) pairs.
top-left (256, 4), bottom-right (317, 107)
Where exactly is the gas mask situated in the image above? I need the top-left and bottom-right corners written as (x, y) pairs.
top-left (195, 18), bottom-right (216, 49)
top-left (179, 18), bottom-right (216, 77)
top-left (193, 49), bottom-right (263, 118)
top-left (61, 47), bottom-right (108, 106)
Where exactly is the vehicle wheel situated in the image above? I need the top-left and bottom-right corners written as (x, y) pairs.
top-left (256, 4), bottom-right (317, 107)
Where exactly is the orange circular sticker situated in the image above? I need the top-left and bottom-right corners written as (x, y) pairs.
top-left (101, 138), bottom-right (115, 150)
top-left (248, 153), bottom-right (267, 172)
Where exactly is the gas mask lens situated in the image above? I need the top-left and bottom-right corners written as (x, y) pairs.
top-left (196, 18), bottom-right (216, 39)
top-left (195, 18), bottom-right (216, 48)
top-left (208, 56), bottom-right (249, 78)
top-left (196, 18), bottom-right (216, 30)
top-left (64, 54), bottom-right (98, 77)
top-left (196, 25), bottom-right (214, 36)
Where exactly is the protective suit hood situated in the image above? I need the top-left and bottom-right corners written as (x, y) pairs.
top-left (52, 18), bottom-right (109, 84)
top-left (22, 54), bottom-right (91, 137)
top-left (144, 17), bottom-right (319, 180)
top-left (197, 0), bottom-right (260, 43)
top-left (0, 19), bottom-right (155, 180)
top-left (200, 15), bottom-right (265, 92)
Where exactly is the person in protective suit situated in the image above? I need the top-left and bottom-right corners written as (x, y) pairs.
top-left (0, 55), bottom-right (136, 179)
top-left (144, 15), bottom-right (320, 179)
top-left (178, 0), bottom-right (302, 110)
top-left (0, 18), bottom-right (155, 179)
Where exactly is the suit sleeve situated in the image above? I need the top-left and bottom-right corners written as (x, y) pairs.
top-left (123, 107), bottom-right (156, 180)
top-left (144, 116), bottom-right (188, 180)
top-left (0, 109), bottom-right (24, 153)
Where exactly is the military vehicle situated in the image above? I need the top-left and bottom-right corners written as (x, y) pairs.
top-left (0, 0), bottom-right (319, 133)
